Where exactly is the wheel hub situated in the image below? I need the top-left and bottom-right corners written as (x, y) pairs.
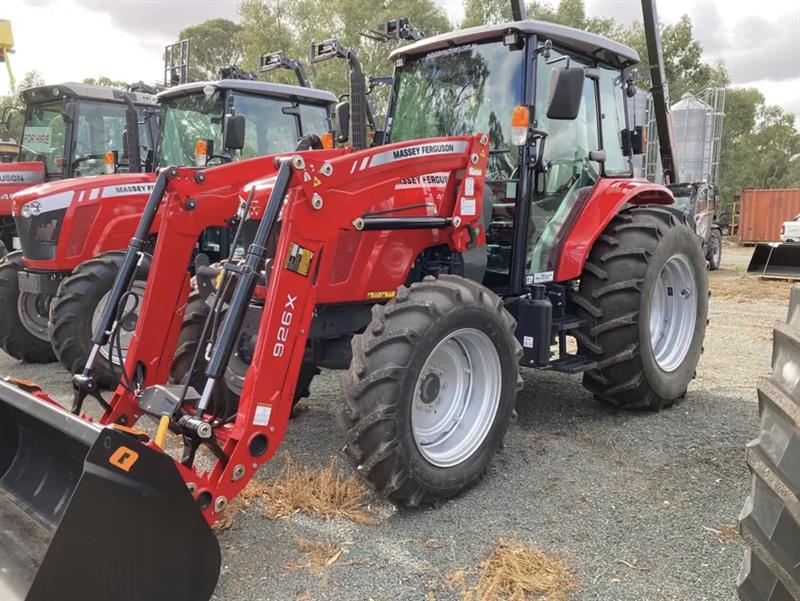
top-left (93, 281), bottom-right (147, 365)
top-left (419, 372), bottom-right (442, 405)
top-left (17, 292), bottom-right (51, 341)
top-left (411, 328), bottom-right (502, 468)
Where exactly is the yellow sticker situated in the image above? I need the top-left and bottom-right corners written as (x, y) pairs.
top-left (313, 176), bottom-right (322, 187)
top-left (109, 446), bottom-right (140, 472)
top-left (286, 242), bottom-right (314, 277)
top-left (367, 290), bottom-right (397, 300)
top-left (479, 149), bottom-right (486, 158)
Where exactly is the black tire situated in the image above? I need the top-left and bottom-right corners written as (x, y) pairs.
top-left (340, 275), bottom-right (521, 507)
top-left (0, 251), bottom-right (57, 362)
top-left (573, 205), bottom-right (708, 411)
top-left (170, 290), bottom-right (319, 420)
top-left (707, 229), bottom-right (722, 271)
top-left (737, 286), bottom-right (800, 600)
top-left (49, 251), bottom-right (150, 388)
top-left (0, 240), bottom-right (7, 260)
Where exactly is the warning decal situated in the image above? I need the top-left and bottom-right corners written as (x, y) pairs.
top-left (285, 242), bottom-right (314, 277)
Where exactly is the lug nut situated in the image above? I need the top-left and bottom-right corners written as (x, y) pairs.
top-left (292, 155), bottom-right (305, 170)
top-left (232, 464), bottom-right (246, 481)
top-left (214, 496), bottom-right (228, 513)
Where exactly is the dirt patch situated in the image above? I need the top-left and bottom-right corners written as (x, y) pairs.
top-left (710, 267), bottom-right (792, 302)
top-left (445, 538), bottom-right (578, 601)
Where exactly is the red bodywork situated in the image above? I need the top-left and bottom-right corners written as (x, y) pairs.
top-left (12, 173), bottom-right (157, 270)
top-left (555, 178), bottom-right (673, 281)
top-left (56, 135), bottom-right (488, 525)
top-left (0, 162), bottom-right (45, 215)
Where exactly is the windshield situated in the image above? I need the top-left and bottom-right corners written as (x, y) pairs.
top-left (389, 41), bottom-right (524, 179)
top-left (668, 185), bottom-right (696, 213)
top-left (19, 100), bottom-right (66, 176)
top-left (157, 90), bottom-right (331, 167)
top-left (157, 90), bottom-right (224, 167)
top-left (19, 99), bottom-right (154, 178)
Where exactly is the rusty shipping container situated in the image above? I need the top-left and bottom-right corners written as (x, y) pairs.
top-left (738, 188), bottom-right (800, 244)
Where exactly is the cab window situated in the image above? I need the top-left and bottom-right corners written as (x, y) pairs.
top-left (597, 67), bottom-right (631, 176)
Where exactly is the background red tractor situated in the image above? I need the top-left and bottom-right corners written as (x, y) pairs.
top-left (0, 3), bottom-right (709, 599)
top-left (0, 74), bottom-right (336, 383)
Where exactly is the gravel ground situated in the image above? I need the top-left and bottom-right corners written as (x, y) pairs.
top-left (0, 243), bottom-right (787, 600)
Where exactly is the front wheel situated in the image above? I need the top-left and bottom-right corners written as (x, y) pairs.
top-left (0, 251), bottom-right (57, 362)
top-left (573, 205), bottom-right (709, 411)
top-left (49, 251), bottom-right (150, 388)
top-left (340, 275), bottom-right (521, 507)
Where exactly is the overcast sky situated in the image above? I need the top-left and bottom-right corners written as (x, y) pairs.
top-left (1, 0), bottom-right (798, 120)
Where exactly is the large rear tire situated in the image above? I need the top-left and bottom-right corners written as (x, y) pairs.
top-left (0, 251), bottom-right (56, 362)
top-left (573, 205), bottom-right (708, 410)
top-left (737, 286), bottom-right (800, 600)
top-left (170, 290), bottom-right (319, 420)
top-left (49, 251), bottom-right (149, 388)
top-left (340, 275), bottom-right (521, 507)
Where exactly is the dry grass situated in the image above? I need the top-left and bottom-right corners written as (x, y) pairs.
top-left (710, 268), bottom-right (792, 302)
top-left (285, 538), bottom-right (343, 574)
top-left (447, 538), bottom-right (578, 601)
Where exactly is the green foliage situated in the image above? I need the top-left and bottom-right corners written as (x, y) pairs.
top-left (177, 18), bottom-right (243, 81)
top-left (237, 0), bottom-right (450, 101)
top-left (1, 71), bottom-right (44, 140)
top-left (719, 89), bottom-right (800, 207)
top-left (82, 76), bottom-right (131, 89)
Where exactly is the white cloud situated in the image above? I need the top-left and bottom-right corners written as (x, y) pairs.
top-left (1, 0), bottom-right (167, 95)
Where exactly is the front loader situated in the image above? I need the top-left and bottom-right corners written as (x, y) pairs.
top-left (0, 3), bottom-right (708, 599)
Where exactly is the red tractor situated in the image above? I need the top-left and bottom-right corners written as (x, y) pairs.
top-left (0, 82), bottom-right (157, 256)
top-left (0, 74), bottom-right (336, 382)
top-left (0, 4), bottom-right (708, 600)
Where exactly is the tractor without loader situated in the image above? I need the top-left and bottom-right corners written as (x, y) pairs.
top-left (0, 3), bottom-right (708, 599)
top-left (0, 82), bottom-right (158, 258)
top-left (0, 65), bottom-right (336, 384)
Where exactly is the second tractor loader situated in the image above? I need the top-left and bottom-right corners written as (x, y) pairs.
top-left (0, 2), bottom-right (708, 599)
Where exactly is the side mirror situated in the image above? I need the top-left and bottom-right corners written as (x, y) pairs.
top-left (546, 67), bottom-right (584, 120)
top-left (335, 101), bottom-right (350, 143)
top-left (223, 114), bottom-right (246, 151)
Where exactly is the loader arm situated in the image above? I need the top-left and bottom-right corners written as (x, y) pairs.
top-left (98, 134), bottom-right (489, 523)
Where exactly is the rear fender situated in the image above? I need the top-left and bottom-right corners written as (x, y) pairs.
top-left (555, 178), bottom-right (673, 282)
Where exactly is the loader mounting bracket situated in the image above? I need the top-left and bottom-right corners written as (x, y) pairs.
top-left (71, 374), bottom-right (112, 416)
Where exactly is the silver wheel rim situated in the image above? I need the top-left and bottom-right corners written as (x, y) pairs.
top-left (712, 237), bottom-right (721, 264)
top-left (648, 255), bottom-right (697, 372)
top-left (92, 281), bottom-right (146, 365)
top-left (17, 292), bottom-right (51, 341)
top-left (411, 327), bottom-right (502, 468)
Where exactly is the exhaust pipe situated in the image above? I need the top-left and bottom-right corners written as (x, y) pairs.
top-left (0, 380), bottom-right (220, 601)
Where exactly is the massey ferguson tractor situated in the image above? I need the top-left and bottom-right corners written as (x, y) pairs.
top-left (0, 71), bottom-right (336, 382)
top-left (0, 3), bottom-right (708, 600)
top-left (0, 82), bottom-right (158, 256)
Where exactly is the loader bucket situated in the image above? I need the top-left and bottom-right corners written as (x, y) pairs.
top-left (0, 380), bottom-right (220, 601)
top-left (747, 243), bottom-right (800, 279)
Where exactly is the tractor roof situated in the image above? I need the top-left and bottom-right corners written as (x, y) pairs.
top-left (157, 80), bottom-right (337, 105)
top-left (390, 20), bottom-right (639, 69)
top-left (20, 82), bottom-right (158, 106)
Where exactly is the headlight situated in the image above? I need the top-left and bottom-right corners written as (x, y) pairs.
top-left (21, 201), bottom-right (41, 218)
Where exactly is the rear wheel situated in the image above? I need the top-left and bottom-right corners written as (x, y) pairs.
top-left (738, 286), bottom-right (800, 600)
top-left (340, 275), bottom-right (521, 507)
top-left (170, 290), bottom-right (319, 420)
top-left (49, 251), bottom-right (149, 388)
top-left (0, 251), bottom-right (56, 362)
top-left (573, 205), bottom-right (708, 410)
top-left (707, 229), bottom-right (722, 270)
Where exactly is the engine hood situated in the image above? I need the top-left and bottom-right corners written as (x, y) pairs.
top-left (11, 173), bottom-right (157, 215)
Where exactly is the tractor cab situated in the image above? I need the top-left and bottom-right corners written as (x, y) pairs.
top-left (386, 21), bottom-right (642, 293)
top-left (155, 79), bottom-right (335, 170)
top-left (16, 83), bottom-right (158, 179)
top-left (0, 83), bottom-right (158, 253)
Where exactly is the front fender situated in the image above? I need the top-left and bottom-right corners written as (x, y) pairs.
top-left (555, 178), bottom-right (673, 282)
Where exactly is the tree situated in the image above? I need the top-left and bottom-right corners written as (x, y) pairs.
top-left (82, 76), bottom-right (131, 89)
top-left (176, 18), bottom-right (243, 81)
top-left (1, 71), bottom-right (44, 141)
top-left (236, 0), bottom-right (451, 100)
